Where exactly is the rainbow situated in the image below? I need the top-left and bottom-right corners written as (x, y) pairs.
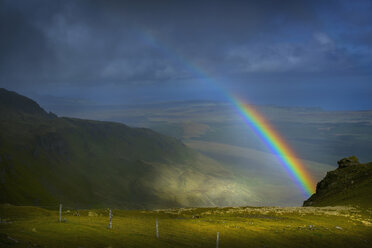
top-left (139, 30), bottom-right (316, 196)
top-left (229, 97), bottom-right (315, 196)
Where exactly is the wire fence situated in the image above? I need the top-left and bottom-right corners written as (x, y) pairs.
top-left (1, 203), bottom-right (222, 247)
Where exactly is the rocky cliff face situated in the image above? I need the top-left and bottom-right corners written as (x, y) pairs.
top-left (303, 156), bottom-right (372, 207)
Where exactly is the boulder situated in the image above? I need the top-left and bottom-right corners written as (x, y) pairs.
top-left (337, 156), bottom-right (359, 169)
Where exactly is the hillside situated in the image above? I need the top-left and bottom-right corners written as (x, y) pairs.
top-left (303, 156), bottom-right (372, 207)
top-left (0, 88), bottom-right (253, 209)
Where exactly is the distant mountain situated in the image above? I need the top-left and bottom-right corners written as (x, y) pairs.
top-left (303, 156), bottom-right (372, 207)
top-left (0, 88), bottom-right (253, 209)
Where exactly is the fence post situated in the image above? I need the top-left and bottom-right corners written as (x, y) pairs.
top-left (156, 218), bottom-right (159, 239)
top-left (108, 209), bottom-right (112, 229)
top-left (59, 204), bottom-right (62, 223)
top-left (216, 232), bottom-right (219, 248)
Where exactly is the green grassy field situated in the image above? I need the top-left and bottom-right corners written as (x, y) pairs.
top-left (1, 204), bottom-right (371, 248)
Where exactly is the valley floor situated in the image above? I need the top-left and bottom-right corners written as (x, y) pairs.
top-left (0, 204), bottom-right (371, 248)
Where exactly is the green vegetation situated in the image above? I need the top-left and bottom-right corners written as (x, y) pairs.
top-left (0, 204), bottom-right (371, 248)
top-left (0, 88), bottom-right (254, 208)
top-left (304, 157), bottom-right (372, 208)
top-left (1, 89), bottom-right (372, 247)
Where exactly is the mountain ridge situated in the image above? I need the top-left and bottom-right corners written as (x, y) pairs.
top-left (0, 88), bottom-right (254, 209)
top-left (0, 88), bottom-right (56, 118)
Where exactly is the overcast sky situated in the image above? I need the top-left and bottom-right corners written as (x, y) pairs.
top-left (1, 0), bottom-right (371, 110)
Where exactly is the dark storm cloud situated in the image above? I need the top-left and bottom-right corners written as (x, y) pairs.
top-left (0, 0), bottom-right (371, 109)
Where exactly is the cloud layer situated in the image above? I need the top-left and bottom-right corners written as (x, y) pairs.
top-left (0, 0), bottom-right (371, 109)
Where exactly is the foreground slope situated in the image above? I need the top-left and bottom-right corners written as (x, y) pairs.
top-left (304, 156), bottom-right (372, 207)
top-left (0, 88), bottom-right (253, 208)
top-left (0, 204), bottom-right (371, 248)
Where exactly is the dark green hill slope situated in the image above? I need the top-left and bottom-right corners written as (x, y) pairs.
top-left (0, 88), bottom-right (53, 117)
top-left (303, 156), bottom-right (372, 207)
top-left (0, 88), bottom-right (253, 209)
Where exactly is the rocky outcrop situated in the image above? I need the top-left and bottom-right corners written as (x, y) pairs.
top-left (337, 156), bottom-right (360, 169)
top-left (303, 156), bottom-right (372, 207)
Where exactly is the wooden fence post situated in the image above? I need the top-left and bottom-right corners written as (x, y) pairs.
top-left (156, 218), bottom-right (159, 238)
top-left (59, 204), bottom-right (62, 223)
top-left (216, 232), bottom-right (219, 248)
top-left (108, 209), bottom-right (112, 229)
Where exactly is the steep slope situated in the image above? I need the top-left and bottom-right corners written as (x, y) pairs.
top-left (0, 89), bottom-right (54, 117)
top-left (0, 88), bottom-right (254, 209)
top-left (303, 156), bottom-right (372, 207)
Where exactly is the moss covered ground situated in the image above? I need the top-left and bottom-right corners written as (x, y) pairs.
top-left (0, 204), bottom-right (371, 248)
